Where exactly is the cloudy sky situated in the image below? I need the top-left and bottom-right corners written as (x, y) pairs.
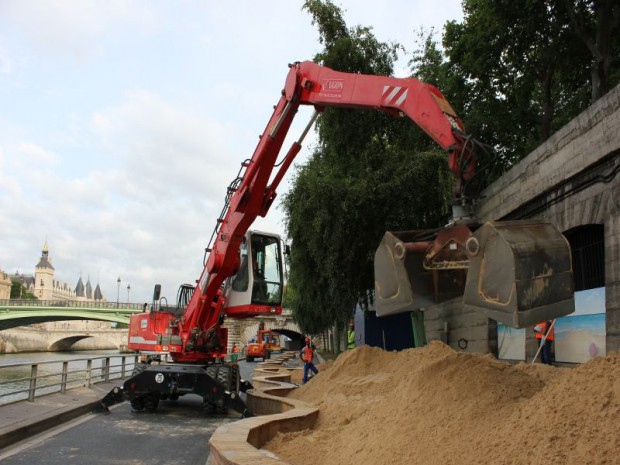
top-left (0, 0), bottom-right (463, 304)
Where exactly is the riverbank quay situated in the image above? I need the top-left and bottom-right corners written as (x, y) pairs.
top-left (0, 380), bottom-right (120, 450)
top-left (207, 352), bottom-right (314, 465)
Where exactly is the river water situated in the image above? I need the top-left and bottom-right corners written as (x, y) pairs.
top-left (0, 350), bottom-right (136, 404)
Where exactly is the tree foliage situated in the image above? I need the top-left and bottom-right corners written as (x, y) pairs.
top-left (283, 0), bottom-right (619, 336)
top-left (10, 281), bottom-right (37, 299)
top-left (554, 0), bottom-right (620, 101)
top-left (412, 0), bottom-right (619, 168)
top-left (283, 1), bottom-right (453, 334)
top-left (441, 1), bottom-right (592, 160)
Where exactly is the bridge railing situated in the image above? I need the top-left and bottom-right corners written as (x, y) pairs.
top-left (0, 354), bottom-right (138, 405)
top-left (0, 299), bottom-right (145, 310)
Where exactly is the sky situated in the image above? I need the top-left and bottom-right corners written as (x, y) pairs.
top-left (0, 0), bottom-right (463, 304)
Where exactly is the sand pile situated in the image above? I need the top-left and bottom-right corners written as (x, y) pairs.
top-left (265, 341), bottom-right (619, 465)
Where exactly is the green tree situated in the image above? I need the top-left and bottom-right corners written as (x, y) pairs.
top-left (283, 1), bottom-right (453, 338)
top-left (554, 0), bottom-right (620, 101)
top-left (10, 281), bottom-right (37, 299)
top-left (440, 0), bottom-right (592, 163)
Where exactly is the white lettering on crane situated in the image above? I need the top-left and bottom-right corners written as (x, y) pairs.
top-left (319, 79), bottom-right (344, 98)
top-left (324, 79), bottom-right (344, 90)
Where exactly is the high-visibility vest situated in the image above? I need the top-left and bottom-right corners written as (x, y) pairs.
top-left (302, 345), bottom-right (313, 363)
top-left (347, 330), bottom-right (355, 349)
top-left (535, 322), bottom-right (554, 341)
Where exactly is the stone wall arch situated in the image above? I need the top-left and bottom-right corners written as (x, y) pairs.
top-left (47, 335), bottom-right (117, 351)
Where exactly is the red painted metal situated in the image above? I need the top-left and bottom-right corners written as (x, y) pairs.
top-left (129, 61), bottom-right (478, 363)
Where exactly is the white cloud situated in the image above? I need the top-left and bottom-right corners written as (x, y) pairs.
top-left (15, 141), bottom-right (59, 164)
top-left (0, 45), bottom-right (13, 74)
top-left (91, 90), bottom-right (237, 203)
top-left (0, 0), bottom-right (464, 303)
top-left (0, 0), bottom-right (157, 60)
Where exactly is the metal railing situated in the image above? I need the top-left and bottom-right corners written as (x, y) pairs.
top-left (0, 354), bottom-right (138, 405)
top-left (0, 299), bottom-right (145, 310)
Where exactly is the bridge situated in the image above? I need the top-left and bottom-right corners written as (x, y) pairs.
top-left (0, 299), bottom-right (144, 330)
top-left (0, 299), bottom-right (309, 352)
top-left (0, 300), bottom-right (143, 352)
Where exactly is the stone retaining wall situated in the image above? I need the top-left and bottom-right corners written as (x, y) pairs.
top-left (209, 353), bottom-right (317, 465)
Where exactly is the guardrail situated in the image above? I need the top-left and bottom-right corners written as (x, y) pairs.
top-left (0, 354), bottom-right (138, 405)
top-left (0, 299), bottom-right (145, 310)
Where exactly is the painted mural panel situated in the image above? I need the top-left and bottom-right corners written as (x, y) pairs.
top-left (497, 287), bottom-right (606, 363)
top-left (497, 324), bottom-right (526, 361)
top-left (554, 287), bottom-right (606, 363)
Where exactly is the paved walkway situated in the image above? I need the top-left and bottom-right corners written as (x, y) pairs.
top-left (0, 380), bottom-right (122, 450)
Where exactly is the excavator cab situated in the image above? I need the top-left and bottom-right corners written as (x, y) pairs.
top-left (374, 220), bottom-right (575, 328)
top-left (225, 231), bottom-right (284, 313)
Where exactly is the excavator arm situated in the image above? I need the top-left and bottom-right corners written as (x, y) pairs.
top-left (132, 60), bottom-right (574, 364)
top-left (177, 61), bottom-right (480, 359)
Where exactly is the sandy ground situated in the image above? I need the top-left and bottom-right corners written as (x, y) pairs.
top-left (264, 341), bottom-right (619, 465)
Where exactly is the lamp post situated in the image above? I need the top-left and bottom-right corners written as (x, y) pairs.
top-left (127, 284), bottom-right (131, 303)
top-left (116, 277), bottom-right (121, 308)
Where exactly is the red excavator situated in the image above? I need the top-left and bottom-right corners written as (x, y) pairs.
top-left (101, 61), bottom-right (574, 416)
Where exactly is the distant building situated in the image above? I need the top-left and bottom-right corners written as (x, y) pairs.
top-left (0, 270), bottom-right (11, 299)
top-left (10, 241), bottom-right (106, 302)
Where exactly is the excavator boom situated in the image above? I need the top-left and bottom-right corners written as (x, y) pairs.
top-left (131, 61), bottom-right (575, 367)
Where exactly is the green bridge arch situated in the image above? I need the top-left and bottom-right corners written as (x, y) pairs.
top-left (0, 301), bottom-right (144, 331)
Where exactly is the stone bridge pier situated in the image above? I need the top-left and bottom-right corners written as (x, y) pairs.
top-left (223, 310), bottom-right (310, 353)
top-left (0, 327), bottom-right (129, 353)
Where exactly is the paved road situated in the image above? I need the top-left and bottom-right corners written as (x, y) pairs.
top-left (0, 360), bottom-right (261, 464)
top-left (0, 394), bottom-right (236, 464)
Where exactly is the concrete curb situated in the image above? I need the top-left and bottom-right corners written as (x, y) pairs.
top-left (209, 353), bottom-right (318, 465)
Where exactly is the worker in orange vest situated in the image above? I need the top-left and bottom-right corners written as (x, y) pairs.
top-left (534, 320), bottom-right (554, 364)
top-left (299, 336), bottom-right (319, 384)
top-left (230, 343), bottom-right (240, 363)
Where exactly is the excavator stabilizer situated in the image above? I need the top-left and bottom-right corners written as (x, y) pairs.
top-left (463, 220), bottom-right (575, 328)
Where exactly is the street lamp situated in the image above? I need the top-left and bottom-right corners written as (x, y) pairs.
top-left (116, 277), bottom-right (121, 308)
top-left (127, 284), bottom-right (131, 303)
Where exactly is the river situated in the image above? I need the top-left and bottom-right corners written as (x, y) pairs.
top-left (0, 350), bottom-right (135, 404)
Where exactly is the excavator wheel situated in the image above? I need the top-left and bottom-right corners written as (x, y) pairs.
top-left (143, 393), bottom-right (160, 412)
top-left (202, 400), bottom-right (215, 414)
top-left (215, 398), bottom-right (227, 414)
top-left (130, 396), bottom-right (145, 411)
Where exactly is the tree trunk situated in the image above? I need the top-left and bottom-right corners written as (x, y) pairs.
top-left (591, 0), bottom-right (615, 101)
top-left (540, 65), bottom-right (555, 142)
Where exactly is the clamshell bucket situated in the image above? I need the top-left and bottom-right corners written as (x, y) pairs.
top-left (374, 226), bottom-right (473, 317)
top-left (463, 220), bottom-right (574, 328)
